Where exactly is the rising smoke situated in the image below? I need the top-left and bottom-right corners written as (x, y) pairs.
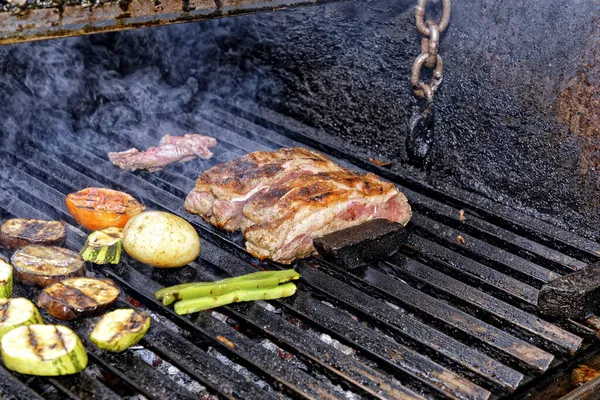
top-left (0, 17), bottom-right (279, 153)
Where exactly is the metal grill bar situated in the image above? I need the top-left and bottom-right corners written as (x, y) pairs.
top-left (236, 303), bottom-right (425, 399)
top-left (82, 351), bottom-right (198, 400)
top-left (408, 197), bottom-right (587, 273)
top-left (0, 0), bottom-right (344, 45)
top-left (0, 366), bottom-right (45, 400)
top-left (1, 100), bottom-right (599, 399)
top-left (389, 258), bottom-right (582, 355)
top-left (402, 236), bottom-right (597, 339)
top-left (297, 261), bottom-right (550, 377)
top-left (406, 235), bottom-right (540, 307)
top-left (49, 372), bottom-right (121, 400)
top-left (411, 213), bottom-right (560, 286)
top-left (195, 312), bottom-right (365, 400)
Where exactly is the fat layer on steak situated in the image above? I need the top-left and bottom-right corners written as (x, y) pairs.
top-left (108, 134), bottom-right (217, 172)
top-left (184, 147), bottom-right (345, 231)
top-left (184, 147), bottom-right (412, 263)
top-left (242, 170), bottom-right (411, 263)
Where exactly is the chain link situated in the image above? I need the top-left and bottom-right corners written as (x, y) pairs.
top-left (412, 0), bottom-right (450, 103)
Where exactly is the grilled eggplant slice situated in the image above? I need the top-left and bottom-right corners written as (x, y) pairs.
top-left (1, 324), bottom-right (87, 376)
top-left (0, 259), bottom-right (13, 298)
top-left (0, 219), bottom-right (66, 250)
top-left (38, 277), bottom-right (120, 320)
top-left (90, 309), bottom-right (151, 352)
top-left (11, 245), bottom-right (85, 287)
top-left (0, 298), bottom-right (44, 340)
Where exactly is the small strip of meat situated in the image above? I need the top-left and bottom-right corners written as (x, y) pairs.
top-left (184, 148), bottom-right (345, 231)
top-left (159, 134), bottom-right (217, 159)
top-left (242, 170), bottom-right (411, 263)
top-left (108, 134), bottom-right (217, 172)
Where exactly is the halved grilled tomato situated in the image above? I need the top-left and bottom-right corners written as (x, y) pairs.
top-left (66, 188), bottom-right (145, 231)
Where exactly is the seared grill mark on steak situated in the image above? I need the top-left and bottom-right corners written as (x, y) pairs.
top-left (184, 147), bottom-right (412, 262)
top-left (242, 170), bottom-right (411, 263)
top-left (185, 148), bottom-right (346, 231)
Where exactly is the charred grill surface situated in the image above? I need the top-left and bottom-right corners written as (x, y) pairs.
top-left (0, 104), bottom-right (600, 399)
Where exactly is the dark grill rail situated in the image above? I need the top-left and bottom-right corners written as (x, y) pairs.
top-left (1, 100), bottom-right (600, 399)
top-left (0, 0), bottom-right (344, 45)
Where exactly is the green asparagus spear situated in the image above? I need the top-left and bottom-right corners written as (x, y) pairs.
top-left (174, 283), bottom-right (298, 315)
top-left (154, 269), bottom-right (300, 306)
top-left (166, 275), bottom-right (298, 306)
top-left (154, 269), bottom-right (298, 298)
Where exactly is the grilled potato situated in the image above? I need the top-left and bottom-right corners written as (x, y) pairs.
top-left (11, 245), bottom-right (85, 287)
top-left (0, 219), bottom-right (66, 250)
top-left (38, 277), bottom-right (120, 320)
top-left (122, 211), bottom-right (200, 268)
top-left (90, 309), bottom-right (151, 352)
top-left (1, 325), bottom-right (87, 376)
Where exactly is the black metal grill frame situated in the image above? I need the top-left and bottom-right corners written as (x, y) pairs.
top-left (1, 99), bottom-right (599, 400)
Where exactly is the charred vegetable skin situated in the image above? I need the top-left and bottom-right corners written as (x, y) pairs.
top-left (80, 227), bottom-right (123, 264)
top-left (0, 259), bottom-right (12, 298)
top-left (175, 283), bottom-right (297, 315)
top-left (155, 269), bottom-right (300, 306)
top-left (11, 245), bottom-right (85, 287)
top-left (0, 219), bottom-right (66, 250)
top-left (2, 325), bottom-right (87, 376)
top-left (90, 309), bottom-right (150, 352)
top-left (0, 298), bottom-right (44, 340)
top-left (66, 187), bottom-right (145, 231)
top-left (38, 277), bottom-right (120, 320)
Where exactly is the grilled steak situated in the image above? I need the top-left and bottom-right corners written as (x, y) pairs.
top-left (184, 148), bottom-right (345, 230)
top-left (242, 170), bottom-right (411, 263)
top-left (184, 147), bottom-right (412, 263)
top-left (108, 134), bottom-right (217, 172)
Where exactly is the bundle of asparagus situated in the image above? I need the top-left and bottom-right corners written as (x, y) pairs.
top-left (154, 269), bottom-right (300, 315)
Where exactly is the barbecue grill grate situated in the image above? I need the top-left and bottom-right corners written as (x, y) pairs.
top-left (1, 100), bottom-right (600, 400)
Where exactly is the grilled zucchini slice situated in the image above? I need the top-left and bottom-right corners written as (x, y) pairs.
top-left (1, 324), bottom-right (87, 376)
top-left (0, 259), bottom-right (13, 298)
top-left (80, 227), bottom-right (123, 265)
top-left (90, 309), bottom-right (150, 352)
top-left (38, 277), bottom-right (120, 320)
top-left (11, 245), bottom-right (85, 287)
top-left (0, 298), bottom-right (44, 340)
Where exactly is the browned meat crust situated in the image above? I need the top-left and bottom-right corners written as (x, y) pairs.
top-left (184, 147), bottom-right (412, 263)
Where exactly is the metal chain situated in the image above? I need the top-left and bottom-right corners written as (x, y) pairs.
top-left (411, 0), bottom-right (451, 103)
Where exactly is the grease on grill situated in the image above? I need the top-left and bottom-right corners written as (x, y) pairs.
top-left (572, 365), bottom-right (600, 387)
top-left (313, 219), bottom-right (407, 269)
top-left (369, 157), bottom-right (391, 167)
top-left (215, 335), bottom-right (235, 349)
